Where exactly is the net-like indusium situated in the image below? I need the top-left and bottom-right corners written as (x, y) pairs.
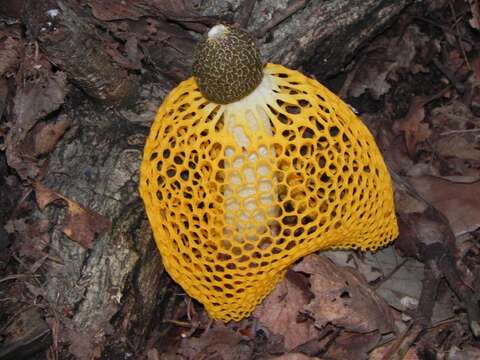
top-left (139, 64), bottom-right (399, 321)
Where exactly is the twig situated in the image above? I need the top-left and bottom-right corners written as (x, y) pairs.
top-left (165, 319), bottom-right (192, 328)
top-left (380, 322), bottom-right (424, 360)
top-left (439, 128), bottom-right (480, 136)
top-left (373, 259), bottom-right (409, 289)
top-left (436, 252), bottom-right (480, 337)
top-left (293, 325), bottom-right (344, 355)
top-left (378, 265), bottom-right (438, 359)
top-left (432, 57), bottom-right (464, 94)
top-left (414, 16), bottom-right (473, 45)
top-left (448, 1), bottom-right (471, 71)
top-left (415, 264), bottom-right (440, 327)
top-left (256, 0), bottom-right (308, 38)
top-left (428, 316), bottom-right (458, 329)
top-left (236, 0), bottom-right (257, 29)
top-left (0, 274), bottom-right (41, 283)
top-left (391, 171), bottom-right (480, 337)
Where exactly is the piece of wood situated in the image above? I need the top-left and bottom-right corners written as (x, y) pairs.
top-left (24, 0), bottom-right (137, 104)
top-left (242, 0), bottom-right (414, 78)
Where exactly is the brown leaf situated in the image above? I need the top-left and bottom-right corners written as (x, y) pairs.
top-left (323, 331), bottom-right (381, 360)
top-left (12, 70), bottom-right (67, 134)
top-left (34, 182), bottom-right (111, 248)
top-left (87, 0), bottom-right (147, 21)
top-left (370, 345), bottom-right (420, 360)
top-left (59, 306), bottom-right (117, 360)
top-left (408, 175), bottom-right (480, 236)
top-left (431, 99), bottom-right (474, 133)
top-left (0, 33), bottom-right (22, 76)
top-left (179, 325), bottom-right (252, 360)
top-left (5, 58), bottom-right (68, 179)
top-left (370, 249), bottom-right (422, 311)
top-left (429, 100), bottom-right (480, 161)
top-left (324, 248), bottom-right (454, 324)
top-left (104, 41), bottom-right (143, 71)
top-left (393, 173), bottom-right (457, 259)
top-left (469, 0), bottom-right (480, 30)
top-left (393, 96), bottom-right (429, 157)
top-left (294, 255), bottom-right (394, 334)
top-left (6, 216), bottom-right (51, 261)
top-left (433, 135), bottom-right (480, 161)
top-left (124, 36), bottom-right (143, 68)
top-left (66, 328), bottom-right (102, 360)
top-left (348, 25), bottom-right (430, 99)
top-left (254, 275), bottom-right (317, 350)
top-left (394, 89), bottom-right (448, 157)
top-left (32, 115), bottom-right (72, 156)
top-left (448, 345), bottom-right (480, 360)
top-left (323, 251), bottom-right (383, 283)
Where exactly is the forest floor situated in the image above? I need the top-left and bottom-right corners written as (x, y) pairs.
top-left (1, 0), bottom-right (480, 359)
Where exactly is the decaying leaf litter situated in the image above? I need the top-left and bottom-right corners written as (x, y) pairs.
top-left (1, 0), bottom-right (480, 359)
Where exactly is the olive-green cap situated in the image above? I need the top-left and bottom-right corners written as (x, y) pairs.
top-left (193, 25), bottom-right (264, 104)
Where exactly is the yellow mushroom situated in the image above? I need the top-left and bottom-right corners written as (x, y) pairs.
top-left (139, 25), bottom-right (399, 321)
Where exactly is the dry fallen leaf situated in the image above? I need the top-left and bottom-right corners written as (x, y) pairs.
top-left (5, 216), bottom-right (50, 261)
top-left (433, 135), bottom-right (480, 161)
top-left (87, 0), bottom-right (147, 21)
top-left (322, 331), bottom-right (381, 360)
top-left (408, 175), bottom-right (480, 236)
top-left (448, 345), bottom-right (480, 360)
top-left (323, 248), bottom-right (456, 332)
top-left (5, 57), bottom-right (68, 179)
top-left (34, 182), bottom-right (111, 248)
top-left (31, 114), bottom-right (72, 156)
top-left (394, 88), bottom-right (449, 157)
top-left (348, 25), bottom-right (429, 99)
top-left (469, 0), bottom-right (480, 30)
top-left (393, 96), bottom-right (431, 157)
top-left (104, 41), bottom-right (143, 71)
top-left (294, 255), bottom-right (394, 334)
top-left (323, 250), bottom-right (383, 283)
top-left (432, 99), bottom-right (477, 130)
top-left (254, 274), bottom-right (317, 350)
top-left (179, 325), bottom-right (252, 360)
top-left (370, 344), bottom-right (420, 360)
top-left (0, 32), bottom-right (22, 76)
top-left (59, 305), bottom-right (117, 360)
top-left (12, 70), bottom-right (67, 135)
top-left (429, 100), bottom-right (480, 161)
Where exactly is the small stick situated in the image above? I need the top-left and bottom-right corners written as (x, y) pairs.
top-left (373, 259), bottom-right (409, 290)
top-left (256, 0), bottom-right (308, 38)
top-left (414, 16), bottom-right (473, 44)
top-left (439, 128), bottom-right (480, 136)
top-left (415, 264), bottom-right (440, 327)
top-left (236, 0), bottom-right (257, 29)
top-left (432, 57), bottom-right (464, 94)
top-left (380, 322), bottom-right (424, 360)
top-left (448, 1), bottom-right (471, 71)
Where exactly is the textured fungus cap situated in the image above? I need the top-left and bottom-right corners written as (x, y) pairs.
top-left (140, 25), bottom-right (399, 322)
top-left (193, 25), bottom-right (263, 104)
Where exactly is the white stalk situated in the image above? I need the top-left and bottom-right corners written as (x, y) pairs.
top-left (220, 73), bottom-right (279, 242)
